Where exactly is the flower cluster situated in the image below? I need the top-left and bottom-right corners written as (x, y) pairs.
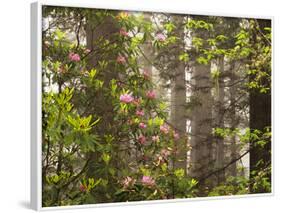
top-left (79, 184), bottom-right (87, 192)
top-left (138, 135), bottom-right (146, 144)
top-left (141, 176), bottom-right (155, 186)
top-left (152, 135), bottom-right (160, 142)
top-left (146, 90), bottom-right (156, 99)
top-left (160, 149), bottom-right (171, 158)
top-left (155, 148), bottom-right (171, 165)
top-left (155, 33), bottom-right (166, 42)
top-left (120, 28), bottom-right (129, 37)
top-left (116, 55), bottom-right (126, 64)
top-left (173, 131), bottom-right (180, 140)
top-left (160, 124), bottom-right (170, 134)
top-left (143, 69), bottom-right (150, 80)
top-left (120, 93), bottom-right (134, 103)
top-left (136, 109), bottom-right (145, 116)
top-left (122, 176), bottom-right (135, 188)
top-left (68, 52), bottom-right (81, 62)
top-left (139, 122), bottom-right (147, 129)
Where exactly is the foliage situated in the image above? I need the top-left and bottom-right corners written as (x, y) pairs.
top-left (42, 7), bottom-right (272, 206)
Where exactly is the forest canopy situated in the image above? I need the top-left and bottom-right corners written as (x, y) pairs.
top-left (42, 6), bottom-right (272, 207)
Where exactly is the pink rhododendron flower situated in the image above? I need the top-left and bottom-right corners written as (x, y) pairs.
top-left (160, 149), bottom-right (171, 158)
top-left (139, 122), bottom-right (147, 129)
top-left (133, 98), bottom-right (141, 106)
top-left (116, 55), bottom-right (126, 64)
top-left (119, 28), bottom-right (129, 37)
top-left (68, 52), bottom-right (81, 62)
top-left (141, 176), bottom-right (155, 186)
top-left (120, 93), bottom-right (134, 103)
top-left (122, 176), bottom-right (135, 188)
top-left (146, 90), bottom-right (156, 99)
top-left (138, 135), bottom-right (146, 144)
top-left (136, 109), bottom-right (145, 116)
top-left (79, 184), bottom-right (87, 192)
top-left (155, 33), bottom-right (166, 42)
top-left (143, 69), bottom-right (150, 79)
top-left (160, 124), bottom-right (170, 134)
top-left (152, 135), bottom-right (160, 142)
top-left (174, 131), bottom-right (180, 140)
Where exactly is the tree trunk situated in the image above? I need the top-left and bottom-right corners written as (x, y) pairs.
top-left (170, 15), bottom-right (187, 173)
top-left (189, 62), bottom-right (213, 181)
top-left (249, 19), bottom-right (271, 193)
top-left (214, 56), bottom-right (225, 183)
top-left (229, 61), bottom-right (239, 177)
top-left (139, 14), bottom-right (153, 76)
top-left (85, 13), bottom-right (119, 201)
top-left (189, 18), bottom-right (213, 188)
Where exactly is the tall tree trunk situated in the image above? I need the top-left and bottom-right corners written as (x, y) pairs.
top-left (85, 13), bottom-right (119, 201)
top-left (189, 62), bottom-right (213, 181)
top-left (249, 19), bottom-right (271, 193)
top-left (139, 14), bottom-right (153, 76)
top-left (170, 15), bottom-right (187, 173)
top-left (214, 56), bottom-right (225, 183)
top-left (189, 18), bottom-right (213, 190)
top-left (229, 61), bottom-right (238, 177)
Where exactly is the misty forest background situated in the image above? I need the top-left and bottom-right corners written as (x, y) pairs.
top-left (42, 6), bottom-right (271, 207)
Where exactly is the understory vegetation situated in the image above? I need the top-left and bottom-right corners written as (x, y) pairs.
top-left (42, 6), bottom-right (271, 207)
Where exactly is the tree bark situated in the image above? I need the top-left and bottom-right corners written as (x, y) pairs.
top-left (189, 62), bottom-right (213, 181)
top-left (189, 18), bottom-right (213, 186)
top-left (249, 19), bottom-right (271, 193)
top-left (170, 15), bottom-right (187, 173)
top-left (229, 61), bottom-right (239, 177)
top-left (85, 13), bottom-right (120, 200)
top-left (214, 56), bottom-right (225, 183)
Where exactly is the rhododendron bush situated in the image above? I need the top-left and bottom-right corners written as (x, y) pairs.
top-left (42, 8), bottom-right (197, 207)
top-left (42, 6), bottom-right (271, 207)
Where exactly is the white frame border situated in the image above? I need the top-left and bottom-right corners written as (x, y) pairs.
top-left (31, 2), bottom-right (42, 211)
top-left (31, 0), bottom-right (274, 211)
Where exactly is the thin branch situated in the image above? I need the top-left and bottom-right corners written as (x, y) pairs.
top-left (75, 16), bottom-right (84, 50)
top-left (254, 20), bottom-right (271, 46)
top-left (198, 149), bottom-right (249, 184)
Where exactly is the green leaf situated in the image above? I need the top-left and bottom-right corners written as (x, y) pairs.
top-left (164, 22), bottom-right (176, 33)
top-left (54, 29), bottom-right (65, 40)
top-left (196, 56), bottom-right (209, 65)
top-left (89, 69), bottom-right (97, 79)
top-left (174, 169), bottom-right (185, 178)
top-left (216, 35), bottom-right (228, 42)
top-left (179, 52), bottom-right (189, 62)
top-left (102, 153), bottom-right (111, 165)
